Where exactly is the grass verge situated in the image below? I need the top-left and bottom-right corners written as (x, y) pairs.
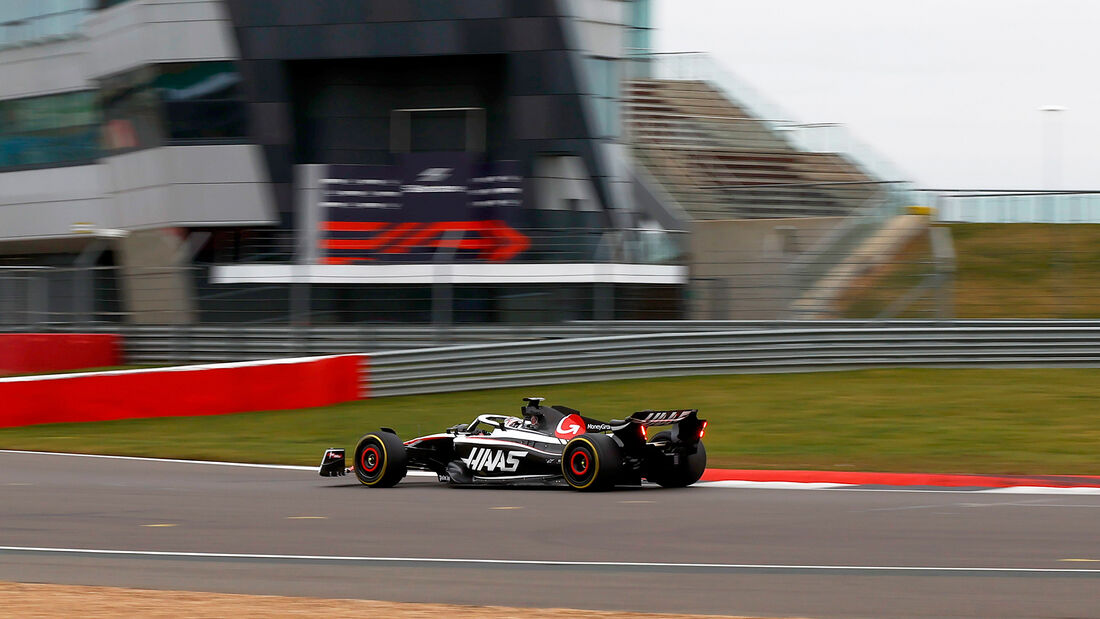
top-left (3, 368), bottom-right (1100, 475)
top-left (842, 223), bottom-right (1100, 318)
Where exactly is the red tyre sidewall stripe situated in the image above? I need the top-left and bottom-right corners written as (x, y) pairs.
top-left (361, 446), bottom-right (380, 473)
top-left (570, 449), bottom-right (589, 477)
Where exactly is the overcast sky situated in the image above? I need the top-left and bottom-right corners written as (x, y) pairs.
top-left (655, 0), bottom-right (1099, 190)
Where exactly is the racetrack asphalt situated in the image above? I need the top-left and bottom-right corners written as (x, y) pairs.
top-left (2, 451), bottom-right (1099, 619)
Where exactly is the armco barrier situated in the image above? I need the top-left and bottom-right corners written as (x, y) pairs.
top-left (9, 320), bottom-right (1100, 364)
top-left (0, 355), bottom-right (362, 429)
top-left (0, 334), bottom-right (120, 375)
top-left (364, 326), bottom-right (1100, 397)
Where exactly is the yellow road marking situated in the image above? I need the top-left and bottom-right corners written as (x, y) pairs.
top-left (141, 524), bottom-right (177, 528)
top-left (619, 500), bottom-right (655, 504)
top-left (490, 506), bottom-right (523, 510)
top-left (1059, 558), bottom-right (1100, 562)
top-left (5, 483), bottom-right (32, 486)
top-left (287, 516), bottom-right (328, 520)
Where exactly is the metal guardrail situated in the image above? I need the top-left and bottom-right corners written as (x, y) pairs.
top-left (9, 320), bottom-right (1100, 364)
top-left (366, 326), bottom-right (1100, 397)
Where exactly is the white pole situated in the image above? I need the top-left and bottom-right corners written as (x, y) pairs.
top-left (1039, 105), bottom-right (1066, 191)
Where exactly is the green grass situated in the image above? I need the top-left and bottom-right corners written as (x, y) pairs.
top-left (843, 223), bottom-right (1100, 318)
top-left (3, 368), bottom-right (1100, 475)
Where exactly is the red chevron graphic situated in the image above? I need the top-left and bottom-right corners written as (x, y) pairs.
top-left (322, 220), bottom-right (530, 264)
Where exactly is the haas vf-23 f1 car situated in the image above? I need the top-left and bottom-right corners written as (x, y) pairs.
top-left (319, 397), bottom-right (708, 491)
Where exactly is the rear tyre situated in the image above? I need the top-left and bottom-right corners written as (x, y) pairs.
top-left (645, 431), bottom-right (707, 488)
top-left (353, 432), bottom-right (407, 487)
top-left (562, 433), bottom-right (621, 491)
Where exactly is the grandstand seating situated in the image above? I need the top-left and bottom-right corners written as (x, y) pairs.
top-left (625, 79), bottom-right (883, 219)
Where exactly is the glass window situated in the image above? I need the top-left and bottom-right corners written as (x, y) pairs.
top-left (101, 66), bottom-right (166, 152)
top-left (629, 0), bottom-right (653, 55)
top-left (0, 0), bottom-right (93, 50)
top-left (585, 57), bottom-right (621, 138)
top-left (154, 62), bottom-right (247, 142)
top-left (0, 91), bottom-right (100, 169)
top-left (102, 62), bottom-right (248, 153)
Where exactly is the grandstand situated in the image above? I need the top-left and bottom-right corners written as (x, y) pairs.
top-left (625, 78), bottom-right (884, 219)
top-left (622, 53), bottom-right (920, 319)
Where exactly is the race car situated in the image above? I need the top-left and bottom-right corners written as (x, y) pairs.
top-left (319, 397), bottom-right (708, 491)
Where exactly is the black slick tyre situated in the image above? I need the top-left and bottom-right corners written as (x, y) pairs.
top-left (353, 432), bottom-right (407, 487)
top-left (562, 433), bottom-right (621, 491)
top-left (646, 431), bottom-right (707, 488)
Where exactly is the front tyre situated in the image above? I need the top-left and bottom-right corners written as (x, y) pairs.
top-left (562, 433), bottom-right (621, 491)
top-left (353, 432), bottom-right (407, 487)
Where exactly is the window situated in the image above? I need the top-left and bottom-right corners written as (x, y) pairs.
top-left (0, 0), bottom-right (94, 50)
top-left (102, 62), bottom-right (248, 153)
top-left (0, 91), bottom-right (100, 169)
top-left (585, 57), bottom-right (621, 138)
top-left (155, 63), bottom-right (247, 142)
top-left (629, 0), bottom-right (653, 55)
top-left (101, 66), bottom-right (165, 151)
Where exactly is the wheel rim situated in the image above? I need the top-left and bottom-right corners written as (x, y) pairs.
top-left (564, 441), bottom-right (598, 488)
top-left (361, 446), bottom-right (380, 473)
top-left (569, 450), bottom-right (589, 476)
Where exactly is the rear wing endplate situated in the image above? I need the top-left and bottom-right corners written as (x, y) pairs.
top-left (618, 409), bottom-right (698, 427)
top-left (610, 409), bottom-right (707, 444)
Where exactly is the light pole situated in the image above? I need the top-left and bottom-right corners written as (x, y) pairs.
top-left (1039, 105), bottom-right (1066, 193)
top-left (1038, 105), bottom-right (1068, 313)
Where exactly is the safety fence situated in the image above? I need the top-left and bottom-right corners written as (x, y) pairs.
top-left (365, 325), bottom-right (1100, 397)
top-left (6, 320), bottom-right (1100, 365)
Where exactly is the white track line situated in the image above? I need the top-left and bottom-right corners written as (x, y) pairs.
top-left (3, 450), bottom-right (1099, 493)
top-left (0, 449), bottom-right (436, 477)
top-left (0, 449), bottom-right (315, 471)
top-left (0, 546), bottom-right (1096, 575)
top-left (699, 480), bottom-right (848, 490)
top-left (982, 486), bottom-right (1100, 495)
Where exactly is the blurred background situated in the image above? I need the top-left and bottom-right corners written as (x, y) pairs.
top-left (1, 0), bottom-right (1097, 361)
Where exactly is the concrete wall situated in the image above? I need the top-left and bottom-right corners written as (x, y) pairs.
top-left (689, 218), bottom-right (843, 319)
top-left (86, 0), bottom-right (239, 77)
top-left (0, 165), bottom-right (111, 242)
top-left (0, 38), bottom-right (92, 99)
top-left (0, 145), bottom-right (276, 245)
top-left (115, 228), bottom-right (195, 324)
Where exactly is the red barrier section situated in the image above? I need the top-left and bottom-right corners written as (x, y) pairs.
top-left (0, 355), bottom-right (363, 429)
top-left (0, 334), bottom-right (120, 375)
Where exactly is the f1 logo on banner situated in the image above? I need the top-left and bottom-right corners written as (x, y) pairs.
top-left (319, 154), bottom-right (529, 264)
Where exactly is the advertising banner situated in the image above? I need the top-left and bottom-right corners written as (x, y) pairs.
top-left (319, 154), bottom-right (529, 264)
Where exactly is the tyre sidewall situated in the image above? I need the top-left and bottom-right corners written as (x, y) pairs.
top-left (354, 432), bottom-right (407, 487)
top-left (562, 433), bottom-right (621, 491)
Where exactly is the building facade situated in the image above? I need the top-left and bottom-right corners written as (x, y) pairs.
top-left (0, 0), bottom-right (684, 324)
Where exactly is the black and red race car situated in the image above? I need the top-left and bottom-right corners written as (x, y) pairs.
top-left (320, 397), bottom-right (708, 491)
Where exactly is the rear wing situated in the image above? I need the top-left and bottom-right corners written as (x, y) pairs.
top-left (619, 409), bottom-right (698, 427)
top-left (610, 409), bottom-right (708, 443)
